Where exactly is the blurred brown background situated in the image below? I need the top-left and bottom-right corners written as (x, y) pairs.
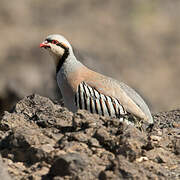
top-left (0, 0), bottom-right (180, 114)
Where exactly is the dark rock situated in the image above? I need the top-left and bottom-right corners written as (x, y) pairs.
top-left (49, 153), bottom-right (88, 177)
top-left (174, 138), bottom-right (180, 155)
top-left (99, 170), bottom-right (119, 180)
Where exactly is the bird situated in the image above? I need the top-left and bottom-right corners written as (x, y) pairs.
top-left (40, 34), bottom-right (153, 128)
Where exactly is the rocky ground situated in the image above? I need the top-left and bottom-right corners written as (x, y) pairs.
top-left (0, 94), bottom-right (179, 180)
top-left (1, 0), bottom-right (180, 115)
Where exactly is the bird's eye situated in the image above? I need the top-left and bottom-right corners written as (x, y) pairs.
top-left (52, 40), bottom-right (58, 44)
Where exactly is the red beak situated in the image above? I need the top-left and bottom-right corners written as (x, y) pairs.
top-left (40, 43), bottom-right (45, 48)
top-left (39, 42), bottom-right (50, 48)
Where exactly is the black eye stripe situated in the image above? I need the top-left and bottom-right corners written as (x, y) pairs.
top-left (45, 39), bottom-right (52, 43)
top-left (45, 39), bottom-right (68, 50)
top-left (46, 39), bottom-right (59, 44)
top-left (56, 43), bottom-right (69, 50)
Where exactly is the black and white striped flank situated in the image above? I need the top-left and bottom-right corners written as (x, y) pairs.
top-left (75, 82), bottom-right (127, 122)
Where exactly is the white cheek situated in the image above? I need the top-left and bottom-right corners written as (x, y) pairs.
top-left (51, 46), bottom-right (64, 57)
top-left (57, 48), bottom-right (65, 56)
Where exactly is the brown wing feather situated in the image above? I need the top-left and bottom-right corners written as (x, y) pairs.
top-left (84, 70), bottom-right (149, 121)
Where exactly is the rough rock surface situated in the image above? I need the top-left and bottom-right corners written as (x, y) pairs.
top-left (1, 1), bottom-right (180, 115)
top-left (0, 94), bottom-right (179, 180)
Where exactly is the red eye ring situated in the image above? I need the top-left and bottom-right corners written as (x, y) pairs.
top-left (52, 40), bottom-right (58, 44)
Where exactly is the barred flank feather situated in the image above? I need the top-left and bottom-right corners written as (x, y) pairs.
top-left (75, 82), bottom-right (126, 121)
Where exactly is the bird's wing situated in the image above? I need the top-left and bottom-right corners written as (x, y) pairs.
top-left (75, 81), bottom-right (127, 120)
top-left (82, 72), bottom-right (153, 123)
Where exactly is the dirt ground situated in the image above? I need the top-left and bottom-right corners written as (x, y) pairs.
top-left (0, 0), bottom-right (180, 114)
top-left (0, 94), bottom-right (179, 179)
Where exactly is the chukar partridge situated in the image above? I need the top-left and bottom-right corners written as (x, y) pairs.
top-left (40, 34), bottom-right (153, 128)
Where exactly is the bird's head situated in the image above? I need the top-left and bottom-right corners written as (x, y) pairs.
top-left (40, 34), bottom-right (73, 66)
